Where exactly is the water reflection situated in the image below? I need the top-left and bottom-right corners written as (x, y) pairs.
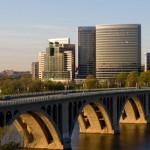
top-left (3, 123), bottom-right (150, 150)
top-left (72, 124), bottom-right (150, 150)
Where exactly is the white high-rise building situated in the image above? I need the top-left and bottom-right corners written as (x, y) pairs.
top-left (38, 51), bottom-right (45, 80)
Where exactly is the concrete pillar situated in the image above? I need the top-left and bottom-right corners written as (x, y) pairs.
top-left (145, 93), bottom-right (150, 123)
top-left (112, 96), bottom-right (119, 133)
top-left (61, 102), bottom-right (72, 149)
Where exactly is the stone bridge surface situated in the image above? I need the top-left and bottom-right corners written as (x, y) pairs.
top-left (0, 88), bottom-right (150, 149)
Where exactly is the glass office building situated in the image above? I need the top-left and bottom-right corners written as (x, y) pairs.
top-left (96, 24), bottom-right (141, 81)
top-left (145, 52), bottom-right (150, 71)
top-left (78, 26), bottom-right (96, 78)
top-left (42, 42), bottom-right (75, 82)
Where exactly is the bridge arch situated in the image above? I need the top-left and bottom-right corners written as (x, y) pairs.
top-left (70, 100), bottom-right (114, 136)
top-left (47, 105), bottom-right (51, 116)
top-left (6, 111), bottom-right (12, 124)
top-left (7, 109), bottom-right (63, 149)
top-left (119, 96), bottom-right (147, 124)
top-left (0, 112), bottom-right (4, 127)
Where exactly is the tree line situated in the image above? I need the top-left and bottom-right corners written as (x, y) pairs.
top-left (83, 71), bottom-right (150, 89)
top-left (0, 74), bottom-right (65, 95)
top-left (0, 71), bottom-right (150, 95)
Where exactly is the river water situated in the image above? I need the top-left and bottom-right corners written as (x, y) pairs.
top-left (71, 123), bottom-right (150, 150)
top-left (3, 123), bottom-right (150, 150)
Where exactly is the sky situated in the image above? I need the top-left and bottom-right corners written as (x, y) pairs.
top-left (0, 0), bottom-right (150, 71)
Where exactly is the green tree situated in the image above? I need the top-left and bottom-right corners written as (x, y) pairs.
top-left (138, 71), bottom-right (150, 87)
top-left (115, 72), bottom-right (127, 87)
top-left (44, 80), bottom-right (55, 91)
top-left (29, 80), bottom-right (44, 92)
top-left (54, 82), bottom-right (64, 90)
top-left (126, 71), bottom-right (139, 87)
top-left (1, 80), bottom-right (14, 95)
top-left (84, 75), bottom-right (98, 89)
top-left (19, 76), bottom-right (32, 92)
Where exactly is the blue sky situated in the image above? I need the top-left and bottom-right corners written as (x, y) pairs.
top-left (0, 0), bottom-right (150, 71)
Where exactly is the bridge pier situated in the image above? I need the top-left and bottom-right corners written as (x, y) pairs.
top-left (145, 94), bottom-right (150, 124)
top-left (112, 96), bottom-right (120, 134)
top-left (61, 103), bottom-right (72, 149)
top-left (146, 116), bottom-right (150, 124)
top-left (62, 139), bottom-right (72, 150)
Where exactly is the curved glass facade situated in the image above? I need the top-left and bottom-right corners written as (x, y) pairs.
top-left (96, 24), bottom-right (141, 80)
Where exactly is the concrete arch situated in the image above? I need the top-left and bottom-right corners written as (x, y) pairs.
top-left (78, 104), bottom-right (101, 133)
top-left (93, 101), bottom-right (114, 134)
top-left (119, 96), bottom-right (147, 124)
top-left (71, 100), bottom-right (114, 136)
top-left (9, 109), bottom-right (63, 149)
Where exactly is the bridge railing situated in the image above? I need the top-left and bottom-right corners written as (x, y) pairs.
top-left (0, 87), bottom-right (150, 107)
top-left (0, 87), bottom-right (138, 100)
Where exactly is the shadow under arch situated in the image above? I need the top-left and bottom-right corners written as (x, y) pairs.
top-left (119, 96), bottom-right (147, 124)
top-left (70, 100), bottom-right (114, 137)
top-left (8, 109), bottom-right (63, 149)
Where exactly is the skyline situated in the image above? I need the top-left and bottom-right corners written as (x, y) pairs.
top-left (0, 0), bottom-right (150, 71)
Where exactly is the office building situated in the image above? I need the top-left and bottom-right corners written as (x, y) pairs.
top-left (78, 26), bottom-right (96, 78)
top-left (31, 62), bottom-right (39, 80)
top-left (145, 52), bottom-right (150, 71)
top-left (42, 39), bottom-right (75, 82)
top-left (96, 24), bottom-right (141, 81)
top-left (38, 51), bottom-right (45, 80)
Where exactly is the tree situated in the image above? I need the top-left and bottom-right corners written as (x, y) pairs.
top-left (115, 72), bottom-right (127, 87)
top-left (29, 80), bottom-right (44, 92)
top-left (1, 80), bottom-right (14, 95)
top-left (138, 71), bottom-right (150, 87)
top-left (44, 80), bottom-right (55, 91)
top-left (126, 71), bottom-right (139, 87)
top-left (84, 75), bottom-right (98, 89)
top-left (19, 76), bottom-right (32, 92)
top-left (54, 82), bottom-right (64, 90)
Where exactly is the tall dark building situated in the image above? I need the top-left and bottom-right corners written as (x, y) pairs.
top-left (145, 52), bottom-right (150, 71)
top-left (96, 24), bottom-right (141, 81)
top-left (78, 26), bottom-right (96, 78)
top-left (31, 62), bottom-right (39, 80)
